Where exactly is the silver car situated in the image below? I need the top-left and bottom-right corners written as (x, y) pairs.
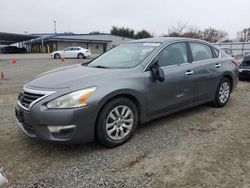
top-left (15, 37), bottom-right (239, 147)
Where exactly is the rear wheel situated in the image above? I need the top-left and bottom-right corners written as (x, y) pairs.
top-left (96, 97), bottom-right (138, 148)
top-left (54, 53), bottom-right (61, 59)
top-left (78, 53), bottom-right (84, 59)
top-left (212, 77), bottom-right (231, 107)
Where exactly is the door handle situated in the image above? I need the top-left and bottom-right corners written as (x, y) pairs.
top-left (185, 70), bottom-right (194, 75)
top-left (215, 63), bottom-right (221, 68)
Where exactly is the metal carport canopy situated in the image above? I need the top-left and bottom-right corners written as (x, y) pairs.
top-left (0, 32), bottom-right (40, 45)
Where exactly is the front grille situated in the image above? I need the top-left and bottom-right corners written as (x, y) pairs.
top-left (18, 91), bottom-right (44, 109)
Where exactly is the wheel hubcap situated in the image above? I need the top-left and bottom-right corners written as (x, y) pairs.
top-left (106, 105), bottom-right (133, 141)
top-left (219, 82), bottom-right (230, 104)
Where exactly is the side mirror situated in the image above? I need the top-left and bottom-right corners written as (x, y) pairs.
top-left (151, 61), bottom-right (165, 82)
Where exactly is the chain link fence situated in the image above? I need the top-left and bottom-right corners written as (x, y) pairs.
top-left (214, 42), bottom-right (250, 58)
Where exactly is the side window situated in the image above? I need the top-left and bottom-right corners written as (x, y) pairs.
top-left (156, 42), bottom-right (188, 67)
top-left (213, 48), bottom-right (220, 58)
top-left (64, 48), bottom-right (70, 51)
top-left (226, 49), bottom-right (232, 55)
top-left (190, 43), bottom-right (213, 61)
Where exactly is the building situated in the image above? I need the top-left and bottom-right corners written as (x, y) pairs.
top-left (25, 33), bottom-right (133, 54)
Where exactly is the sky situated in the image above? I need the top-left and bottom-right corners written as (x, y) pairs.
top-left (1, 0), bottom-right (250, 39)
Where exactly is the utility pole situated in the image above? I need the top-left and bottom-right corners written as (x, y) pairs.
top-left (41, 36), bottom-right (44, 53)
top-left (54, 20), bottom-right (57, 36)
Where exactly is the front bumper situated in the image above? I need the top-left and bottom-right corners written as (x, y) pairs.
top-left (239, 69), bottom-right (250, 78)
top-left (15, 101), bottom-right (98, 144)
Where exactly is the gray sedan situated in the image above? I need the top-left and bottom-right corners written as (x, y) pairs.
top-left (15, 37), bottom-right (239, 147)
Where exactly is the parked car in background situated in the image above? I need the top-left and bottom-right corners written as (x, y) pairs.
top-left (220, 47), bottom-right (235, 57)
top-left (50, 47), bottom-right (91, 59)
top-left (16, 37), bottom-right (238, 147)
top-left (239, 54), bottom-right (250, 79)
top-left (1, 46), bottom-right (27, 54)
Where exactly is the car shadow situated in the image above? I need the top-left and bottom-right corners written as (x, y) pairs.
top-left (137, 103), bottom-right (210, 131)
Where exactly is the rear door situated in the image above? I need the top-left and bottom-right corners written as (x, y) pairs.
top-left (145, 42), bottom-right (195, 117)
top-left (189, 42), bottom-right (223, 103)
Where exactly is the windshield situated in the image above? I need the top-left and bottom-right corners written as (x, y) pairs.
top-left (88, 42), bottom-right (160, 68)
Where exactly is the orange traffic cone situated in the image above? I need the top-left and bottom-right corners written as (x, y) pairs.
top-left (10, 58), bottom-right (16, 64)
top-left (61, 57), bottom-right (64, 62)
top-left (0, 72), bottom-right (5, 80)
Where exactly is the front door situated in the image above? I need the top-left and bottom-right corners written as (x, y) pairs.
top-left (145, 42), bottom-right (195, 117)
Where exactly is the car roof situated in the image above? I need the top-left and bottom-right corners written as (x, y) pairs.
top-left (128, 37), bottom-right (211, 45)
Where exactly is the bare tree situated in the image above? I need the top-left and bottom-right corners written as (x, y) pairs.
top-left (237, 28), bottom-right (250, 42)
top-left (182, 26), bottom-right (203, 39)
top-left (165, 24), bottom-right (202, 39)
top-left (202, 27), bottom-right (228, 43)
top-left (165, 22), bottom-right (188, 37)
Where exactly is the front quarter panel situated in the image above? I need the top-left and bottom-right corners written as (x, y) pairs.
top-left (86, 67), bottom-right (147, 122)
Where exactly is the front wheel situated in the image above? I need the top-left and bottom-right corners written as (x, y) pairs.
top-left (212, 78), bottom-right (231, 107)
top-left (96, 97), bottom-right (138, 148)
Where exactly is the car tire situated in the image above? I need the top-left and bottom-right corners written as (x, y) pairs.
top-left (54, 53), bottom-right (61, 59)
top-left (96, 97), bottom-right (138, 148)
top-left (211, 77), bottom-right (231, 107)
top-left (78, 53), bottom-right (85, 59)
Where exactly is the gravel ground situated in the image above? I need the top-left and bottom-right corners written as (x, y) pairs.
top-left (0, 54), bottom-right (250, 188)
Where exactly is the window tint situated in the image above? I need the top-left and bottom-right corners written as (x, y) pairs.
top-left (190, 43), bottom-right (213, 61)
top-left (156, 42), bottom-right (188, 67)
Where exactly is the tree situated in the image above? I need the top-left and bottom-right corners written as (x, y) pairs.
top-left (134, 29), bottom-right (153, 39)
top-left (89, 31), bottom-right (101, 34)
top-left (165, 22), bottom-right (188, 37)
top-left (164, 24), bottom-right (202, 39)
top-left (237, 27), bottom-right (250, 42)
top-left (163, 23), bottom-right (229, 42)
top-left (182, 27), bottom-right (203, 39)
top-left (202, 27), bottom-right (228, 43)
top-left (111, 26), bottom-right (135, 38)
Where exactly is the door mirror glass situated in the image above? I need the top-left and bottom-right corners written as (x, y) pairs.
top-left (151, 61), bottom-right (165, 82)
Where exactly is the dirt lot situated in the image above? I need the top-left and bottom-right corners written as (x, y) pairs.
top-left (0, 54), bottom-right (250, 188)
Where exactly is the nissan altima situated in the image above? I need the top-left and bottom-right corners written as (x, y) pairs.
top-left (15, 37), bottom-right (239, 147)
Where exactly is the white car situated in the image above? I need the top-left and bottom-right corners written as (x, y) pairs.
top-left (51, 47), bottom-right (91, 59)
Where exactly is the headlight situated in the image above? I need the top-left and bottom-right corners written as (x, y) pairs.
top-left (47, 87), bottom-right (96, 109)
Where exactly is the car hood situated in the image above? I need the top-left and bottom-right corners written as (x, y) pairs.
top-left (27, 64), bottom-right (125, 89)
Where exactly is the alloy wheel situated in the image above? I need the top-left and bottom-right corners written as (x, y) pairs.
top-left (105, 105), bottom-right (134, 141)
top-left (219, 82), bottom-right (230, 104)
